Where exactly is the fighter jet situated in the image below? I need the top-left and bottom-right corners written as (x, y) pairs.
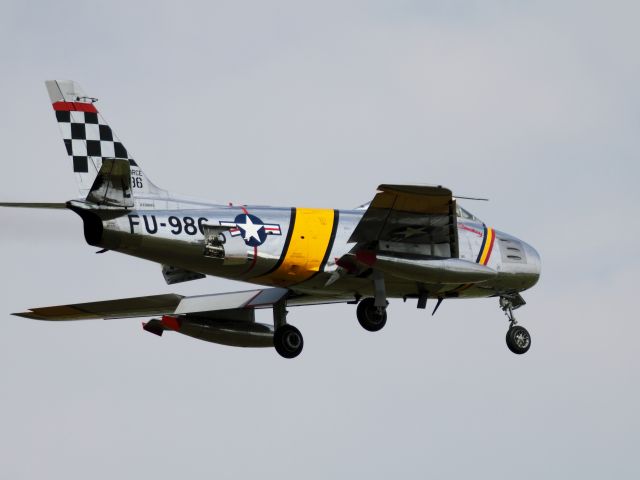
top-left (0, 80), bottom-right (541, 358)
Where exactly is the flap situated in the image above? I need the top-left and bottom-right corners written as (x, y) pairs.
top-left (175, 288), bottom-right (289, 315)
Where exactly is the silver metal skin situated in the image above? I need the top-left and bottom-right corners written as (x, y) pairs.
top-left (83, 202), bottom-right (540, 302)
top-left (1, 80), bottom-right (542, 357)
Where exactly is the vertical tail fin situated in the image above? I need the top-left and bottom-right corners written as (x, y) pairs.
top-left (45, 80), bottom-right (166, 202)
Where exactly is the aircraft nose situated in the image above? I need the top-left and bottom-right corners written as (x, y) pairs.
top-left (523, 241), bottom-right (542, 284)
top-left (494, 230), bottom-right (541, 291)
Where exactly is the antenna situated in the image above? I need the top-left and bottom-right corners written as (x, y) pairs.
top-left (454, 195), bottom-right (489, 202)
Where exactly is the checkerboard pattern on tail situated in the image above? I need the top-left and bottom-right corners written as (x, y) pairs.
top-left (52, 101), bottom-right (131, 174)
top-left (44, 80), bottom-right (163, 202)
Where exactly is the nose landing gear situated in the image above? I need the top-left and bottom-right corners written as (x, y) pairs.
top-left (506, 325), bottom-right (531, 354)
top-left (500, 295), bottom-right (531, 355)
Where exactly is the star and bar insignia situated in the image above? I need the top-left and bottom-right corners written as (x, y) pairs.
top-left (220, 214), bottom-right (282, 247)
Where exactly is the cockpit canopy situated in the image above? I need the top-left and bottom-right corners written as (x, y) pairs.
top-left (456, 204), bottom-right (483, 224)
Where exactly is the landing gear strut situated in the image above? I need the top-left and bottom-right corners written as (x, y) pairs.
top-left (272, 299), bottom-right (304, 359)
top-left (356, 297), bottom-right (387, 332)
top-left (500, 295), bottom-right (531, 355)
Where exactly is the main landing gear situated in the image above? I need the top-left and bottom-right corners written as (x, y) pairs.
top-left (356, 271), bottom-right (389, 332)
top-left (274, 324), bottom-right (304, 359)
top-left (272, 299), bottom-right (304, 359)
top-left (356, 297), bottom-right (387, 332)
top-left (500, 295), bottom-right (531, 355)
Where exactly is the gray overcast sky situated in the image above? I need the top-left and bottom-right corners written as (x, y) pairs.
top-left (1, 1), bottom-right (639, 478)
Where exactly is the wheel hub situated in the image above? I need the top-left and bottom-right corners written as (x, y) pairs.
top-left (368, 308), bottom-right (385, 324)
top-left (514, 331), bottom-right (530, 348)
top-left (284, 331), bottom-right (301, 350)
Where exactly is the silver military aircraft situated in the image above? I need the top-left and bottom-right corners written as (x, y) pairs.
top-left (1, 80), bottom-right (541, 358)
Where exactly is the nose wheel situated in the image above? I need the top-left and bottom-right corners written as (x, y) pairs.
top-left (500, 295), bottom-right (531, 355)
top-left (506, 325), bottom-right (531, 354)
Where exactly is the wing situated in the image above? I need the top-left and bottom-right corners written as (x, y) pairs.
top-left (14, 288), bottom-right (349, 321)
top-left (348, 184), bottom-right (458, 258)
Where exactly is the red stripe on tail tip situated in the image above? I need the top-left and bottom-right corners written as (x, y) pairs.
top-left (52, 101), bottom-right (98, 113)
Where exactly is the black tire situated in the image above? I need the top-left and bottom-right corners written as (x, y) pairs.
top-left (274, 324), bottom-right (304, 359)
top-left (506, 325), bottom-right (531, 355)
top-left (356, 297), bottom-right (387, 332)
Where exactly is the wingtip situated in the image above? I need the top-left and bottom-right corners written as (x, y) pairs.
top-left (12, 311), bottom-right (44, 320)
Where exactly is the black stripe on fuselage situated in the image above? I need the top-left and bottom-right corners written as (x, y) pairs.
top-left (308, 209), bottom-right (340, 281)
top-left (475, 225), bottom-right (488, 264)
top-left (259, 207), bottom-right (297, 277)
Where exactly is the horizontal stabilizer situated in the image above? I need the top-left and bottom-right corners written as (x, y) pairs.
top-left (0, 202), bottom-right (67, 209)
